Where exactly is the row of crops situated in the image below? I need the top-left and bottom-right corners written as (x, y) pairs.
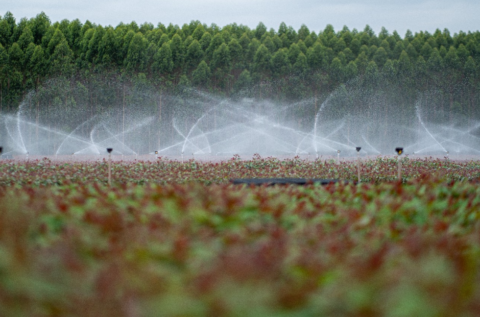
top-left (0, 155), bottom-right (478, 186)
top-left (1, 157), bottom-right (480, 315)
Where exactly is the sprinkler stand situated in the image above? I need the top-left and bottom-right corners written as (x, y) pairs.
top-left (395, 147), bottom-right (403, 182)
top-left (356, 147), bottom-right (361, 182)
top-left (107, 148), bottom-right (113, 186)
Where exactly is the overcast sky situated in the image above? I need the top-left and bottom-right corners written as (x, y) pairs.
top-left (3, 0), bottom-right (479, 36)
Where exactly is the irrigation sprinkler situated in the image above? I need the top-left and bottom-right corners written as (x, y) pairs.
top-left (107, 148), bottom-right (113, 186)
top-left (181, 151), bottom-right (184, 163)
top-left (356, 147), bottom-right (361, 182)
top-left (395, 147), bottom-right (403, 181)
top-left (316, 151), bottom-right (319, 159)
top-left (337, 150), bottom-right (341, 165)
top-left (445, 150), bottom-right (449, 160)
top-left (0, 147), bottom-right (2, 156)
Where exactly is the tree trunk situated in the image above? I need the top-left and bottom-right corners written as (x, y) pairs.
top-left (0, 80), bottom-right (5, 116)
top-left (36, 96), bottom-right (39, 147)
top-left (449, 92), bottom-right (453, 125)
top-left (384, 95), bottom-right (388, 146)
top-left (158, 92), bottom-right (162, 150)
top-left (214, 107), bottom-right (216, 132)
top-left (123, 83), bottom-right (126, 144)
top-left (7, 78), bottom-right (10, 112)
top-left (0, 81), bottom-right (2, 115)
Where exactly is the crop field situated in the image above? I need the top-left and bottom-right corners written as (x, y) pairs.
top-left (1, 156), bottom-right (480, 316)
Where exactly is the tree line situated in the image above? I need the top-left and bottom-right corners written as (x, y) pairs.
top-left (0, 11), bottom-right (479, 120)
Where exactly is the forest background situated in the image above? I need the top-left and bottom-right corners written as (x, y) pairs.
top-left (0, 11), bottom-right (479, 140)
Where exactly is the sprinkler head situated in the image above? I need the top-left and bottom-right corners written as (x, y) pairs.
top-left (154, 151), bottom-right (158, 155)
top-left (356, 147), bottom-right (361, 152)
top-left (107, 148), bottom-right (113, 154)
top-left (0, 146), bottom-right (2, 155)
top-left (337, 150), bottom-right (341, 154)
top-left (395, 147), bottom-right (403, 155)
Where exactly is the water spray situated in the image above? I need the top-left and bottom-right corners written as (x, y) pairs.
top-left (395, 147), bottom-right (403, 181)
top-left (446, 150), bottom-right (449, 160)
top-left (107, 148), bottom-right (113, 186)
top-left (356, 147), bottom-right (361, 183)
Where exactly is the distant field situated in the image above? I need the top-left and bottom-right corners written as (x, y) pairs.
top-left (1, 155), bottom-right (479, 185)
top-left (1, 157), bottom-right (480, 315)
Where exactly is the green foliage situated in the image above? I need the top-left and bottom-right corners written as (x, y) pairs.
top-left (153, 42), bottom-right (173, 74)
top-left (125, 32), bottom-right (147, 72)
top-left (50, 38), bottom-right (74, 76)
top-left (17, 26), bottom-right (33, 50)
top-left (330, 57), bottom-right (344, 83)
top-left (271, 49), bottom-right (289, 77)
top-left (0, 43), bottom-right (8, 68)
top-left (85, 25), bottom-right (105, 63)
top-left (98, 27), bottom-right (117, 66)
top-left (373, 46), bottom-right (388, 67)
top-left (29, 45), bottom-right (47, 80)
top-left (233, 69), bottom-right (252, 93)
top-left (0, 11), bottom-right (479, 118)
top-left (185, 39), bottom-right (203, 70)
top-left (398, 50), bottom-right (412, 75)
top-left (228, 38), bottom-right (242, 68)
top-left (31, 12), bottom-right (50, 44)
top-left (192, 60), bottom-right (210, 87)
top-left (211, 42), bottom-right (230, 70)
top-left (253, 44), bottom-right (271, 75)
top-left (169, 34), bottom-right (184, 68)
top-left (293, 52), bottom-right (308, 76)
top-left (47, 28), bottom-right (67, 55)
top-left (8, 42), bottom-right (23, 71)
top-left (205, 33), bottom-right (224, 60)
